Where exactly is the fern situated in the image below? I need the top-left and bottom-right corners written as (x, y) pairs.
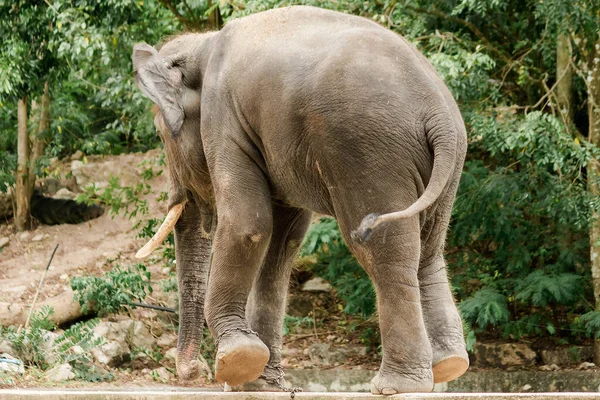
top-left (516, 270), bottom-right (582, 307)
top-left (459, 288), bottom-right (510, 330)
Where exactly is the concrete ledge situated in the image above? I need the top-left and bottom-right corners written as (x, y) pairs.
top-left (1, 391), bottom-right (600, 400)
top-left (285, 370), bottom-right (600, 393)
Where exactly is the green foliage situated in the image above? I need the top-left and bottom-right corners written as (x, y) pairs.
top-left (578, 311), bottom-right (600, 339)
top-left (0, 307), bottom-right (57, 369)
top-left (0, 307), bottom-right (106, 380)
top-left (301, 217), bottom-right (376, 318)
top-left (71, 264), bottom-right (153, 315)
top-left (282, 315), bottom-right (315, 337)
top-left (459, 288), bottom-right (510, 331)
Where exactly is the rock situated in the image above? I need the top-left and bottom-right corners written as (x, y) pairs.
top-left (161, 267), bottom-right (171, 274)
top-left (71, 160), bottom-right (89, 187)
top-left (42, 330), bottom-right (61, 365)
top-left (197, 353), bottom-right (213, 380)
top-left (0, 353), bottom-right (24, 375)
top-left (305, 343), bottom-right (331, 365)
top-left (151, 366), bottom-right (174, 381)
top-left (19, 232), bottom-right (30, 240)
top-left (578, 362), bottom-right (596, 370)
top-left (472, 342), bottom-right (537, 367)
top-left (0, 340), bottom-right (14, 355)
top-left (53, 188), bottom-right (77, 200)
top-left (540, 346), bottom-right (593, 366)
top-left (539, 364), bottom-right (560, 371)
top-left (130, 321), bottom-right (156, 349)
top-left (71, 150), bottom-right (84, 161)
top-left (328, 345), bottom-right (368, 365)
top-left (91, 340), bottom-right (129, 366)
top-left (0, 237), bottom-right (9, 249)
top-left (287, 294), bottom-right (314, 317)
top-left (93, 320), bottom-right (131, 345)
top-left (157, 334), bottom-right (177, 347)
top-left (165, 347), bottom-right (177, 360)
top-left (31, 233), bottom-right (49, 242)
top-left (45, 363), bottom-right (75, 382)
top-left (302, 277), bottom-right (331, 292)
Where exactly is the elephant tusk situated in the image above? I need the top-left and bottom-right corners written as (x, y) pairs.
top-left (135, 201), bottom-right (187, 259)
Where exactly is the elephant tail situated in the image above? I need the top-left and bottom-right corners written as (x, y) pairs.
top-left (351, 105), bottom-right (458, 242)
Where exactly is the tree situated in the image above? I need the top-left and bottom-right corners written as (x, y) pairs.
top-left (0, 1), bottom-right (59, 231)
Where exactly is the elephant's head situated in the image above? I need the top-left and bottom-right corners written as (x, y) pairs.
top-left (132, 35), bottom-right (218, 382)
top-left (132, 35), bottom-right (216, 257)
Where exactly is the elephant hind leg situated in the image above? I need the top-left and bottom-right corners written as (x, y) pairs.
top-left (419, 177), bottom-right (469, 383)
top-left (337, 211), bottom-right (434, 393)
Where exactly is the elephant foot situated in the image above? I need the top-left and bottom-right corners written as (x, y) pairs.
top-left (370, 369), bottom-right (433, 394)
top-left (214, 329), bottom-right (270, 386)
top-left (432, 354), bottom-right (469, 383)
top-left (177, 359), bottom-right (201, 381)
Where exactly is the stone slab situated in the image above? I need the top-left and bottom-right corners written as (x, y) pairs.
top-left (1, 390), bottom-right (600, 400)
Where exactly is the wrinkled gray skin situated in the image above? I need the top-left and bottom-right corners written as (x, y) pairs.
top-left (133, 6), bottom-right (468, 394)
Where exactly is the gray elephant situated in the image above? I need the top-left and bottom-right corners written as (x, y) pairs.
top-left (132, 6), bottom-right (468, 394)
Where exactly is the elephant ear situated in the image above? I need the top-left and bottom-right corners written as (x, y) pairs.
top-left (133, 42), bottom-right (184, 136)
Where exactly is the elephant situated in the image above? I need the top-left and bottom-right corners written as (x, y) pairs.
top-left (132, 5), bottom-right (468, 394)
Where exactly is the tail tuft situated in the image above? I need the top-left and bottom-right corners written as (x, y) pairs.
top-left (350, 213), bottom-right (380, 243)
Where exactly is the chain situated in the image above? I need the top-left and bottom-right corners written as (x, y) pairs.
top-left (261, 364), bottom-right (303, 399)
top-left (215, 327), bottom-right (259, 347)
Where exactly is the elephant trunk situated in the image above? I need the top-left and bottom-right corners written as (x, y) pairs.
top-left (174, 200), bottom-right (211, 381)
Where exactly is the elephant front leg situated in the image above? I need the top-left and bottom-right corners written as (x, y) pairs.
top-left (204, 156), bottom-right (274, 386)
top-left (174, 200), bottom-right (211, 381)
top-left (233, 206), bottom-right (312, 392)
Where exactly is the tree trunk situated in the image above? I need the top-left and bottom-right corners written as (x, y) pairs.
top-left (588, 38), bottom-right (600, 365)
top-left (28, 82), bottom-right (50, 195)
top-left (15, 96), bottom-right (31, 232)
top-left (206, 0), bottom-right (222, 30)
top-left (556, 34), bottom-right (574, 126)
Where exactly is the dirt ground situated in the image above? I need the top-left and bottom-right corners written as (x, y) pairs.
top-left (0, 150), bottom-right (168, 306)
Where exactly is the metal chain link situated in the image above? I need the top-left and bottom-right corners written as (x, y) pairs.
top-left (261, 364), bottom-right (303, 399)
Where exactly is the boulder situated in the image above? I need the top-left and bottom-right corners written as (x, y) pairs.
top-left (540, 346), bottom-right (593, 366)
top-left (91, 340), bottom-right (129, 366)
top-left (157, 333), bottom-right (177, 347)
top-left (130, 321), bottom-right (156, 349)
top-left (45, 363), bottom-right (75, 382)
top-left (0, 340), bottom-right (14, 355)
top-left (305, 343), bottom-right (331, 365)
top-left (302, 277), bottom-right (331, 292)
top-left (31, 233), bottom-right (49, 242)
top-left (165, 347), bottom-right (177, 361)
top-left (42, 330), bottom-right (61, 365)
top-left (0, 237), bottom-right (9, 249)
top-left (93, 320), bottom-right (132, 345)
top-left (472, 342), bottom-right (537, 367)
top-left (578, 362), bottom-right (596, 370)
top-left (71, 150), bottom-right (84, 161)
top-left (53, 188), bottom-right (77, 200)
top-left (151, 366), bottom-right (174, 381)
top-left (0, 353), bottom-right (24, 375)
top-left (287, 294), bottom-right (313, 317)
